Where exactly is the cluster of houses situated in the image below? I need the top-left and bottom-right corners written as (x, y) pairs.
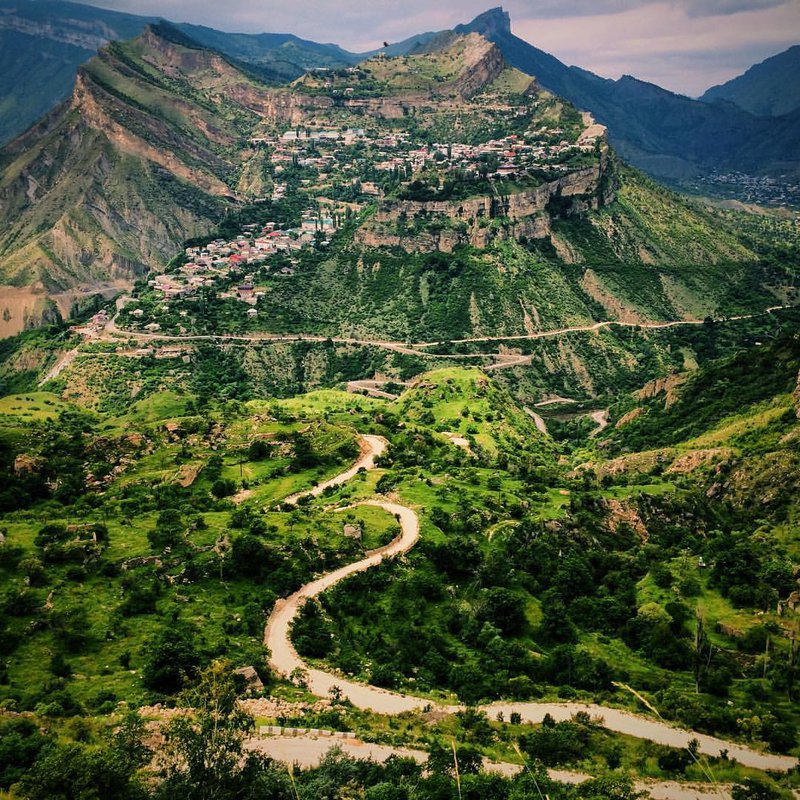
top-left (367, 128), bottom-right (601, 182)
top-left (249, 122), bottom-right (599, 200)
top-left (130, 210), bottom-right (342, 318)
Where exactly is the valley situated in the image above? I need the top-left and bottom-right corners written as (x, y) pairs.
top-left (0, 11), bottom-right (798, 800)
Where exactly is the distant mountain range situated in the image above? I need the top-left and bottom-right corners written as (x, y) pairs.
top-left (456, 8), bottom-right (800, 186)
top-left (0, 1), bottom-right (798, 191)
top-left (0, 0), bottom-right (365, 144)
top-left (702, 44), bottom-right (800, 118)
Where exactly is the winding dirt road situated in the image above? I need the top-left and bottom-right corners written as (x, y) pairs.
top-left (264, 435), bottom-right (800, 773)
top-left (283, 434), bottom-right (387, 505)
top-left (246, 736), bottom-right (738, 799)
top-left (91, 303), bottom-right (796, 375)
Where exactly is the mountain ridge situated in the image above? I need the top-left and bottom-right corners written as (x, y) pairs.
top-left (455, 7), bottom-right (800, 185)
top-left (0, 19), bottom-right (797, 341)
top-left (701, 44), bottom-right (800, 118)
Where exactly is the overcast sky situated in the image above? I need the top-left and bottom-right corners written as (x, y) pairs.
top-left (80, 0), bottom-right (800, 96)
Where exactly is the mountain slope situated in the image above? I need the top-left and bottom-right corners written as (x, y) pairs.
top-left (2, 22), bottom-right (797, 342)
top-left (456, 8), bottom-right (800, 183)
top-left (598, 335), bottom-right (800, 526)
top-left (0, 0), bottom-right (364, 145)
top-left (0, 0), bottom-right (157, 145)
top-left (173, 24), bottom-right (358, 83)
top-left (702, 45), bottom-right (800, 118)
top-left (0, 23), bottom-right (281, 335)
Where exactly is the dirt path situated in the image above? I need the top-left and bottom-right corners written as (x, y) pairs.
top-left (38, 347), bottom-right (80, 386)
top-left (264, 496), bottom-right (421, 715)
top-left (245, 735), bottom-right (736, 799)
top-left (94, 304), bottom-right (797, 373)
top-left (535, 396), bottom-right (577, 407)
top-left (524, 406), bottom-right (549, 435)
top-left (589, 409), bottom-right (609, 435)
top-left (264, 435), bottom-right (800, 773)
top-left (283, 434), bottom-right (387, 505)
top-left (346, 380), bottom-right (398, 400)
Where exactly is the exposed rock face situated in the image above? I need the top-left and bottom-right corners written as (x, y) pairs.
top-left (604, 498), bottom-right (648, 539)
top-left (355, 157), bottom-right (615, 253)
top-left (614, 407), bottom-right (646, 429)
top-left (666, 448), bottom-right (733, 474)
top-left (0, 13), bottom-right (115, 51)
top-left (794, 368), bottom-right (800, 418)
top-left (449, 36), bottom-right (506, 98)
top-left (0, 28), bottom-right (250, 334)
top-left (636, 373), bottom-right (689, 409)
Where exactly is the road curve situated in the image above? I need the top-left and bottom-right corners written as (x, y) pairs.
top-left (283, 434), bottom-right (388, 505)
top-left (245, 737), bottom-right (736, 799)
top-left (263, 435), bottom-right (799, 773)
top-left (264, 497), bottom-right (423, 715)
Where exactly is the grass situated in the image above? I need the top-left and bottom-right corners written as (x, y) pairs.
top-left (0, 392), bottom-right (71, 421)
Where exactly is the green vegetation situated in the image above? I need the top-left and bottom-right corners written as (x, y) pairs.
top-left (1, 19), bottom-right (800, 798)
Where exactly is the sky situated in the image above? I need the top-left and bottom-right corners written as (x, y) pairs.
top-left (78, 0), bottom-right (800, 96)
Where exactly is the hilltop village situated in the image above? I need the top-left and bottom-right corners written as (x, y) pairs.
top-left (104, 112), bottom-right (605, 336)
top-left (113, 214), bottom-right (337, 334)
top-left (252, 119), bottom-right (604, 199)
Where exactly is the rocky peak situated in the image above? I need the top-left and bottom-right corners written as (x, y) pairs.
top-left (458, 7), bottom-right (512, 39)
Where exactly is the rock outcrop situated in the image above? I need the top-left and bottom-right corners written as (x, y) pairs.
top-left (355, 153), bottom-right (616, 253)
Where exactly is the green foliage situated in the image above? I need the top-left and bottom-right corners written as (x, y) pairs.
top-left (17, 740), bottom-right (147, 800)
top-left (142, 623), bottom-right (201, 695)
top-left (0, 717), bottom-right (52, 790)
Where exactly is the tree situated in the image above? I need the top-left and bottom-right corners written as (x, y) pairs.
top-left (211, 479), bottom-right (236, 499)
top-left (693, 611), bottom-right (713, 694)
top-left (732, 778), bottom-right (781, 800)
top-left (247, 440), bottom-right (270, 461)
top-left (149, 509), bottom-right (183, 551)
top-left (18, 741), bottom-right (146, 800)
top-left (426, 740), bottom-right (482, 777)
top-left (290, 433), bottom-right (318, 471)
top-left (576, 775), bottom-right (647, 799)
top-left (154, 660), bottom-right (290, 800)
top-left (0, 718), bottom-right (52, 790)
top-left (142, 623), bottom-right (201, 694)
top-left (479, 587), bottom-right (526, 636)
top-left (292, 599), bottom-right (333, 659)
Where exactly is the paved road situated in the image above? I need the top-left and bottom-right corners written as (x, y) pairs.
top-left (263, 435), bottom-right (800, 773)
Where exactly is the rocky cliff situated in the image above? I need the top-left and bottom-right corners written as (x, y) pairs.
top-left (0, 26), bottom-right (264, 334)
top-left (355, 144), bottom-right (616, 253)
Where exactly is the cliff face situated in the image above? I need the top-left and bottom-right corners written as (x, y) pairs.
top-left (355, 146), bottom-right (616, 253)
top-left (449, 35), bottom-right (506, 98)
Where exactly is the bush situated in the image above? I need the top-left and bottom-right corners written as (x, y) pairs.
top-left (142, 623), bottom-right (201, 694)
top-left (519, 716), bottom-right (588, 766)
top-left (211, 479), bottom-right (236, 499)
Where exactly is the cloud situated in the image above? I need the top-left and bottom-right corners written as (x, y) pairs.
top-left (503, 0), bottom-right (794, 19)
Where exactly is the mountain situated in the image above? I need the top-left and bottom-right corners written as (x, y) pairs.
top-left (0, 0), bottom-right (156, 145)
top-left (2, 20), bottom-right (798, 339)
top-left (455, 8), bottom-right (800, 185)
top-left (0, 0), bottom-right (363, 146)
top-left (702, 45), bottom-right (800, 118)
top-left (169, 24), bottom-right (358, 82)
top-left (3, 1), bottom-right (798, 195)
top-left (0, 0), bottom-right (447, 147)
top-left (0, 22), bottom-right (278, 335)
